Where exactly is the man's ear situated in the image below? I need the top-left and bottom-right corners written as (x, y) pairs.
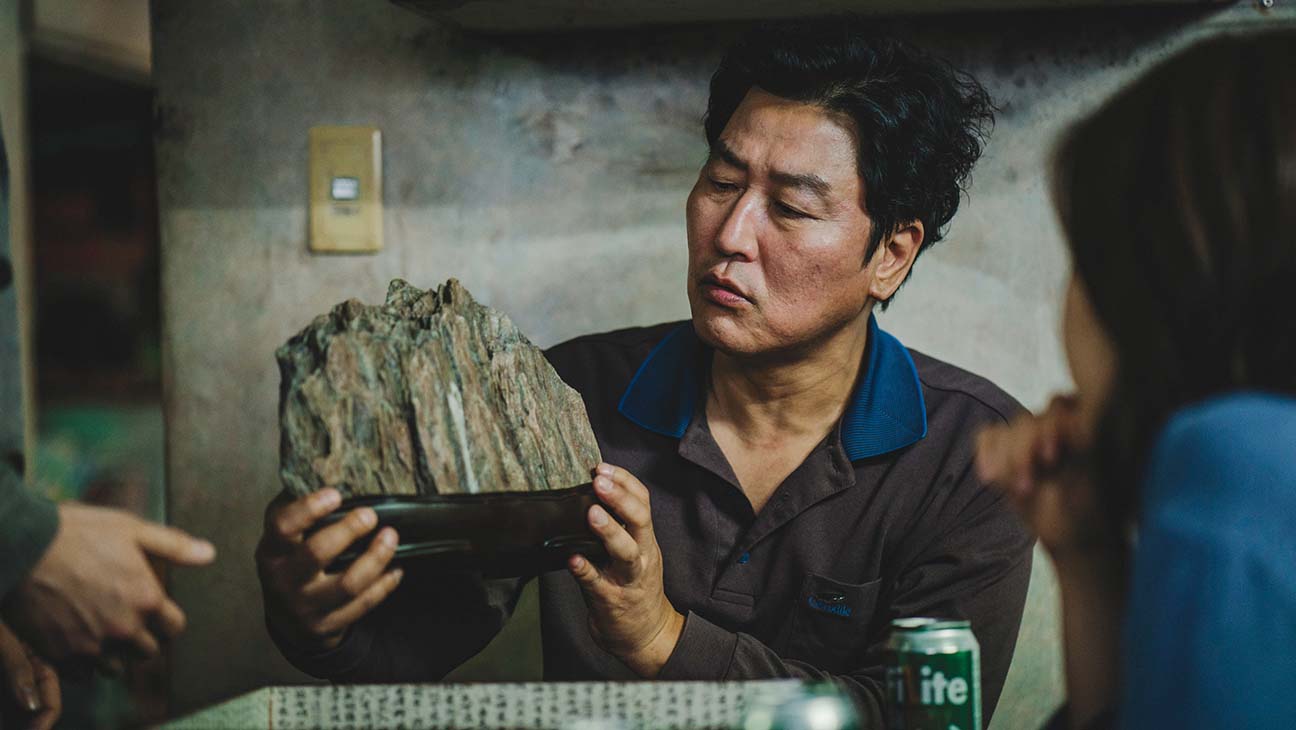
top-left (867, 221), bottom-right (925, 303)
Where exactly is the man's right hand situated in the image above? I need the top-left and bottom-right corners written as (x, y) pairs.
top-left (255, 488), bottom-right (403, 654)
top-left (2, 503), bottom-right (216, 662)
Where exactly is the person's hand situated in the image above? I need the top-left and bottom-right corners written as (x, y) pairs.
top-left (2, 503), bottom-right (216, 662)
top-left (0, 622), bottom-right (59, 730)
top-left (975, 394), bottom-right (1117, 562)
top-left (568, 463), bottom-right (683, 678)
top-left (255, 488), bottom-right (404, 654)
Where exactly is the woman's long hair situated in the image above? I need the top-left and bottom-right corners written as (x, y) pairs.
top-left (1053, 31), bottom-right (1296, 531)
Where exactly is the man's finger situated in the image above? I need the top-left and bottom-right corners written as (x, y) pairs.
top-left (329, 527), bottom-right (398, 603)
top-left (568, 553), bottom-right (609, 594)
top-left (596, 463), bottom-right (650, 503)
top-left (593, 476), bottom-right (651, 537)
top-left (588, 506), bottom-right (639, 566)
top-left (30, 655), bottom-right (60, 730)
top-left (301, 507), bottom-right (378, 571)
top-left (263, 489), bottom-right (343, 550)
top-left (136, 521), bottom-right (216, 567)
top-left (313, 568), bottom-right (405, 637)
top-left (0, 625), bottom-right (39, 712)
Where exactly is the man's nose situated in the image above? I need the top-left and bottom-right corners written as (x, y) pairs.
top-left (712, 192), bottom-right (759, 261)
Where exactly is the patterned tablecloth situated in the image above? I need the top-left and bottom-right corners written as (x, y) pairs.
top-left (163, 680), bottom-right (806, 730)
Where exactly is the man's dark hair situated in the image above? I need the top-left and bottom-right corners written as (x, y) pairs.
top-left (704, 19), bottom-right (994, 297)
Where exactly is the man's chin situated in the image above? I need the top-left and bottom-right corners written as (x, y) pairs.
top-left (690, 312), bottom-right (764, 357)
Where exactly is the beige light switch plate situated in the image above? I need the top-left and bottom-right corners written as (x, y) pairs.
top-left (308, 126), bottom-right (382, 253)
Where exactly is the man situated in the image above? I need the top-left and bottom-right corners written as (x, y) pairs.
top-left (257, 20), bottom-right (1032, 726)
top-left (0, 118), bottom-right (217, 728)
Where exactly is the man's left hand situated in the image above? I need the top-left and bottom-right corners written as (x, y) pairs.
top-left (569, 463), bottom-right (684, 678)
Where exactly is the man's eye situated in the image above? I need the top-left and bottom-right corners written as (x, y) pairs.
top-left (709, 178), bottom-right (739, 192)
top-left (775, 202), bottom-right (812, 220)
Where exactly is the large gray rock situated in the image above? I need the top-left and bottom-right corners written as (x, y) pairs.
top-left (277, 279), bottom-right (601, 498)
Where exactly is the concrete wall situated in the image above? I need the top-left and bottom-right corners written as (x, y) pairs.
top-left (153, 0), bottom-right (1294, 719)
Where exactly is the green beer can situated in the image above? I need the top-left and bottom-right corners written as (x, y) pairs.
top-left (884, 618), bottom-right (981, 730)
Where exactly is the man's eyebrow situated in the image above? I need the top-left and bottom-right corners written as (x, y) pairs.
top-left (769, 169), bottom-right (833, 202)
top-left (710, 139), bottom-right (833, 203)
top-left (710, 139), bottom-right (748, 172)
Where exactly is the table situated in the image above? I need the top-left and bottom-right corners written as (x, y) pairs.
top-left (162, 680), bottom-right (805, 730)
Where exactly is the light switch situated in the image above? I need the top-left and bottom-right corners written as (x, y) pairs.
top-left (309, 126), bottom-right (382, 253)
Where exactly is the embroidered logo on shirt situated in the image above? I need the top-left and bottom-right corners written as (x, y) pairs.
top-left (807, 591), bottom-right (852, 617)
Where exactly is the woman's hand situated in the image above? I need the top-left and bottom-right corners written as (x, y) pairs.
top-left (974, 394), bottom-right (1116, 562)
top-left (977, 394), bottom-right (1126, 727)
top-left (0, 622), bottom-right (60, 730)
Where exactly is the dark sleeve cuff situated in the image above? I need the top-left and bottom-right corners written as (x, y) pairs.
top-left (266, 614), bottom-right (376, 681)
top-left (657, 610), bottom-right (739, 680)
top-left (0, 481), bottom-right (59, 600)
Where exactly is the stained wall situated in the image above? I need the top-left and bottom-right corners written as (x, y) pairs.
top-left (153, 0), bottom-right (1294, 719)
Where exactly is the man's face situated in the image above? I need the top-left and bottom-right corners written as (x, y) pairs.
top-left (686, 88), bottom-right (878, 358)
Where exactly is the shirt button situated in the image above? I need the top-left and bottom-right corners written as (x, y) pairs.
top-left (737, 552), bottom-right (751, 564)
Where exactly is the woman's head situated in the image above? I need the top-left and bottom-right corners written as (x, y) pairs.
top-left (1054, 31), bottom-right (1296, 522)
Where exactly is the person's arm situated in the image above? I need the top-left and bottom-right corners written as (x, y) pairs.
top-left (0, 466), bottom-right (58, 602)
top-left (570, 463), bottom-right (1033, 727)
top-left (269, 567), bottom-right (524, 683)
top-left (656, 465), bottom-right (1033, 726)
top-left (1051, 551), bottom-right (1124, 730)
top-left (882, 462), bottom-right (1035, 721)
top-left (258, 488), bottom-right (526, 682)
top-left (976, 395), bottom-right (1130, 729)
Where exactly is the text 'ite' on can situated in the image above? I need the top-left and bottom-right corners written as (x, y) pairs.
top-left (884, 617), bottom-right (982, 730)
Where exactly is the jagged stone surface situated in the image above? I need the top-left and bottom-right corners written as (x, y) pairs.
top-left (277, 279), bottom-right (601, 498)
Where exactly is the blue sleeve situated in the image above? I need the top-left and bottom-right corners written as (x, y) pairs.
top-left (1119, 519), bottom-right (1296, 730)
top-left (1118, 398), bottom-right (1296, 730)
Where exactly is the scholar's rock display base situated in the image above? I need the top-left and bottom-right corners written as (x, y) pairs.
top-left (277, 279), bottom-right (601, 499)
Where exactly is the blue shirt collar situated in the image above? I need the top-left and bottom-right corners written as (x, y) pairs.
top-left (617, 314), bottom-right (928, 461)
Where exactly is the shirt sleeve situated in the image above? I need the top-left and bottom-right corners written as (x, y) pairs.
top-left (0, 462), bottom-right (59, 601)
top-left (268, 567), bottom-right (525, 682)
top-left (658, 460), bottom-right (1035, 729)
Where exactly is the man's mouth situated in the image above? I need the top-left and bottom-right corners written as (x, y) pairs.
top-left (699, 273), bottom-right (751, 307)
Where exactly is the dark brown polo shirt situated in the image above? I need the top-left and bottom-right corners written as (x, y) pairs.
top-left (271, 316), bottom-right (1034, 728)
